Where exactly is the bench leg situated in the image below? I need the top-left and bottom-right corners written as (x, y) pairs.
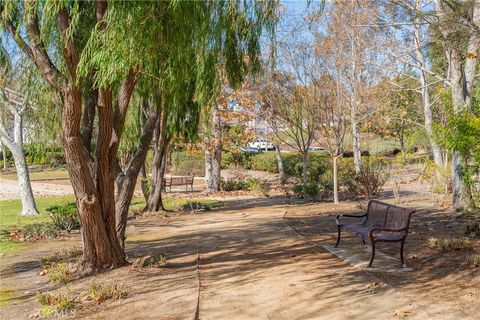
top-left (400, 239), bottom-right (406, 267)
top-left (334, 226), bottom-right (341, 247)
top-left (368, 241), bottom-right (376, 268)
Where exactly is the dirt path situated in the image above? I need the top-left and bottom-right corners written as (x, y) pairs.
top-left (0, 197), bottom-right (469, 319)
top-left (0, 177), bottom-right (74, 200)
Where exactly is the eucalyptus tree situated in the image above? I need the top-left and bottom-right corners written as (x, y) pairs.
top-left (1, 0), bottom-right (278, 269)
top-left (0, 85), bottom-right (38, 215)
top-left (434, 0), bottom-right (480, 209)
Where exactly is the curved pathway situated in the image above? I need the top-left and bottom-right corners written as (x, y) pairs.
top-left (1, 197), bottom-right (464, 319)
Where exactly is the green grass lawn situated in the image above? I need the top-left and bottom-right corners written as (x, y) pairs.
top-left (0, 194), bottom-right (219, 255)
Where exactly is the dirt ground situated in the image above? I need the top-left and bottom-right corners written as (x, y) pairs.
top-left (1, 164), bottom-right (479, 319)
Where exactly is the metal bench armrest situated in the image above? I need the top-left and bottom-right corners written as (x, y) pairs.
top-left (335, 213), bottom-right (367, 225)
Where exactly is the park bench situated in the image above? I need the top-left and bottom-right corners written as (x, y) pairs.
top-left (163, 176), bottom-right (194, 192)
top-left (335, 200), bottom-right (415, 268)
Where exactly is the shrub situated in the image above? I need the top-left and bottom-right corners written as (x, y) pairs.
top-left (246, 178), bottom-right (270, 196)
top-left (220, 178), bottom-right (248, 191)
top-left (88, 282), bottom-right (127, 304)
top-left (426, 237), bottom-right (474, 252)
top-left (317, 170), bottom-right (333, 193)
top-left (9, 223), bottom-right (59, 241)
top-left (469, 254), bottom-right (480, 267)
top-left (283, 153), bottom-right (328, 181)
top-left (222, 151), bottom-right (252, 169)
top-left (293, 182), bottom-right (319, 198)
top-left (46, 202), bottom-right (80, 232)
top-left (247, 152), bottom-right (278, 172)
top-left (170, 159), bottom-right (204, 176)
top-left (48, 262), bottom-right (72, 284)
top-left (36, 291), bottom-right (77, 314)
top-left (339, 157), bottom-right (390, 198)
top-left (180, 201), bottom-right (211, 212)
top-left (463, 222), bottom-right (480, 238)
top-left (40, 247), bottom-right (83, 268)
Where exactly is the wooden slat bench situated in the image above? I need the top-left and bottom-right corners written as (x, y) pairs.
top-left (335, 200), bottom-right (415, 268)
top-left (163, 176), bottom-right (194, 192)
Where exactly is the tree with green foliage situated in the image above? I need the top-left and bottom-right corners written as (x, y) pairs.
top-left (1, 0), bottom-right (278, 269)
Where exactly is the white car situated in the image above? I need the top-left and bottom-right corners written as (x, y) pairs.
top-left (248, 139), bottom-right (274, 151)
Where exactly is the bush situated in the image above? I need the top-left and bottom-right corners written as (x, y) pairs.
top-left (222, 151), bottom-right (252, 169)
top-left (247, 152), bottom-right (278, 172)
top-left (293, 182), bottom-right (319, 198)
top-left (88, 282), bottom-right (127, 304)
top-left (220, 178), bottom-right (248, 191)
top-left (283, 153), bottom-right (328, 181)
top-left (169, 151), bottom-right (205, 176)
top-left (463, 222), bottom-right (480, 238)
top-left (36, 291), bottom-right (77, 314)
top-left (180, 201), bottom-right (211, 212)
top-left (9, 223), bottom-right (59, 241)
top-left (339, 157), bottom-right (390, 198)
top-left (245, 178), bottom-right (270, 196)
top-left (426, 237), bottom-right (474, 252)
top-left (46, 202), bottom-right (80, 232)
top-left (469, 254), bottom-right (480, 267)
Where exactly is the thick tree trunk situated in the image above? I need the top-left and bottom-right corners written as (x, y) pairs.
top-left (302, 151), bottom-right (308, 184)
top-left (333, 156), bottom-right (339, 204)
top-left (275, 145), bottom-right (285, 184)
top-left (62, 87), bottom-right (126, 270)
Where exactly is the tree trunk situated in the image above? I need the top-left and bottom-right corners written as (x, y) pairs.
top-left (139, 164), bottom-right (149, 202)
top-left (302, 151), bottom-right (308, 184)
top-left (413, 16), bottom-right (444, 172)
top-left (275, 145), bottom-right (285, 184)
top-left (449, 52), bottom-right (472, 210)
top-left (62, 87), bottom-right (126, 270)
top-left (205, 148), bottom-right (213, 190)
top-left (0, 107), bottom-right (38, 215)
top-left (206, 106), bottom-right (221, 192)
top-left (351, 117), bottom-right (362, 174)
top-left (145, 109), bottom-right (168, 212)
top-left (11, 147), bottom-right (38, 215)
top-left (116, 98), bottom-right (160, 248)
top-left (333, 156), bottom-right (339, 204)
top-left (1, 141), bottom-right (6, 170)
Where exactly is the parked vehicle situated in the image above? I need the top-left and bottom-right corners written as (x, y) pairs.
top-left (248, 139), bottom-right (275, 151)
top-left (308, 146), bottom-right (326, 152)
top-left (239, 146), bottom-right (262, 154)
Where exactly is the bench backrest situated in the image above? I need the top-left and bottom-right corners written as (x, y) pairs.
top-left (366, 200), bottom-right (414, 230)
top-left (171, 177), bottom-right (186, 185)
